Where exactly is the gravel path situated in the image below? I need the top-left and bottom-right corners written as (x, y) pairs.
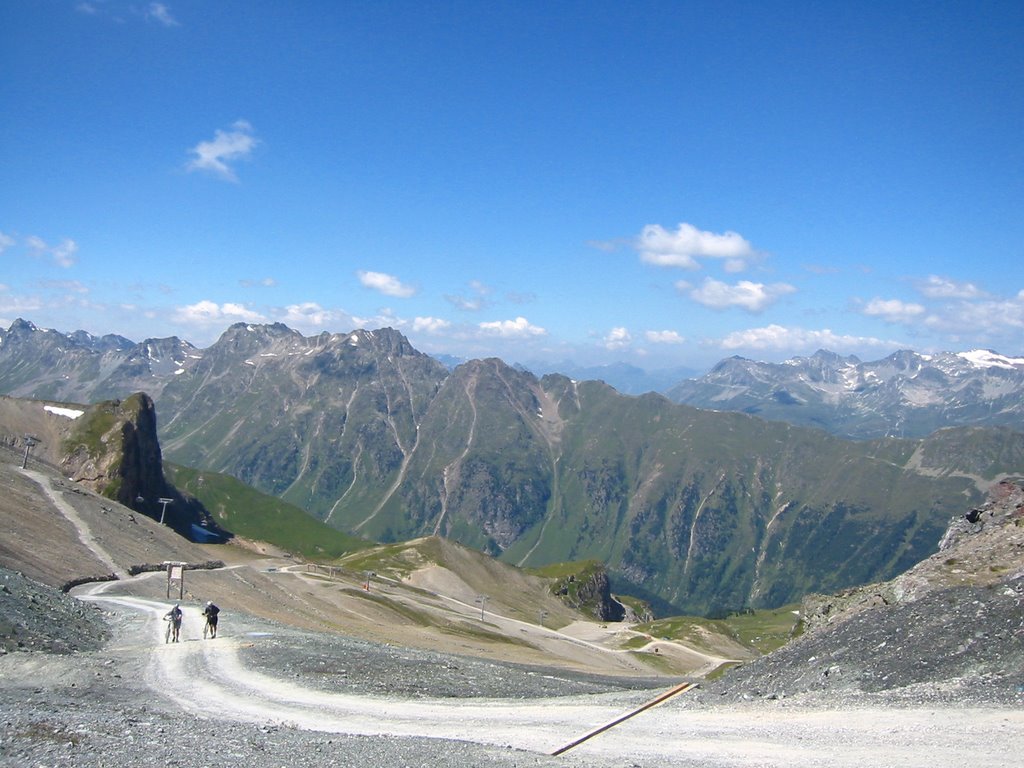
top-left (3, 575), bottom-right (1024, 768)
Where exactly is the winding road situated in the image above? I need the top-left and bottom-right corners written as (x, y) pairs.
top-left (74, 582), bottom-right (1024, 767)
top-left (26, 464), bottom-right (1024, 767)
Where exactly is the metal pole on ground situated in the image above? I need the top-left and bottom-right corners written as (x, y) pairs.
top-left (550, 681), bottom-right (697, 756)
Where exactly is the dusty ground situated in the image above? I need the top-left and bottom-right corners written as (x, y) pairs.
top-left (3, 447), bottom-right (1024, 766)
top-left (3, 579), bottom-right (1022, 768)
top-left (0, 442), bottom-right (733, 678)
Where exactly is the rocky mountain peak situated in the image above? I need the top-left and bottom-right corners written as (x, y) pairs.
top-left (670, 345), bottom-right (1024, 438)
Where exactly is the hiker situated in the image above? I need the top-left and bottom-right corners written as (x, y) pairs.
top-left (202, 601), bottom-right (220, 638)
top-left (164, 604), bottom-right (183, 643)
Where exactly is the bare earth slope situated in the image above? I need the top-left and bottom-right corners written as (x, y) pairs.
top-left (2, 446), bottom-right (1024, 766)
top-left (696, 480), bottom-right (1024, 707)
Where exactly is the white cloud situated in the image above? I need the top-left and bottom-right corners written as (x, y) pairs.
top-left (412, 316), bottom-right (451, 333)
top-left (173, 300), bottom-right (265, 327)
top-left (0, 292), bottom-right (43, 315)
top-left (862, 297), bottom-right (927, 324)
top-left (636, 223), bottom-right (756, 270)
top-left (51, 239), bottom-right (78, 268)
top-left (922, 294), bottom-right (1024, 336)
top-left (683, 277), bottom-right (796, 312)
top-left (720, 324), bottom-right (894, 353)
top-left (0, 231), bottom-right (15, 253)
top-left (276, 302), bottom-right (346, 329)
top-left (25, 235), bottom-right (78, 268)
top-left (357, 270), bottom-right (416, 298)
top-left (241, 277), bottom-right (277, 288)
top-left (446, 294), bottom-right (485, 311)
top-left (478, 316), bottom-right (547, 338)
top-left (40, 279), bottom-right (89, 294)
top-left (603, 326), bottom-right (632, 350)
top-left (186, 121), bottom-right (259, 182)
top-left (918, 275), bottom-right (986, 299)
top-left (147, 2), bottom-right (179, 27)
top-left (445, 280), bottom-right (491, 311)
top-left (645, 329), bottom-right (685, 345)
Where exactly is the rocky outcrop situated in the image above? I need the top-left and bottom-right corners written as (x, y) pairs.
top-left (798, 480), bottom-right (1024, 635)
top-left (701, 481), bottom-right (1024, 704)
top-left (60, 393), bottom-right (168, 509)
top-left (551, 563), bottom-right (626, 621)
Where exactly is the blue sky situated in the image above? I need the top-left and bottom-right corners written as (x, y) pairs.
top-left (2, 1), bottom-right (1022, 373)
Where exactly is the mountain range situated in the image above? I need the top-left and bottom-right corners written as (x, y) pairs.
top-left (668, 348), bottom-right (1024, 439)
top-left (2, 317), bottom-right (1023, 616)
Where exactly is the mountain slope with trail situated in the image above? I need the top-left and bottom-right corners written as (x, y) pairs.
top-left (2, 439), bottom-right (1024, 765)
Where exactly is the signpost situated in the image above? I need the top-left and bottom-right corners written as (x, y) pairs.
top-left (166, 561), bottom-right (185, 599)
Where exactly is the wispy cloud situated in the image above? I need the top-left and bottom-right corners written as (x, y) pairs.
top-left (0, 231), bottom-right (15, 253)
top-left (445, 280), bottom-right (491, 311)
top-left (186, 120), bottom-right (259, 182)
top-left (922, 294), bottom-right (1024, 338)
top-left (478, 316), bottom-right (546, 338)
top-left (852, 276), bottom-right (1024, 350)
top-left (680, 277), bottom-right (795, 312)
top-left (26, 235), bottom-right (78, 268)
top-left (275, 302), bottom-right (348, 330)
top-left (720, 324), bottom-right (896, 353)
top-left (861, 297), bottom-right (927, 324)
top-left (147, 2), bottom-right (179, 27)
top-left (357, 270), bottom-right (416, 298)
top-left (172, 300), bottom-right (265, 327)
top-left (636, 223), bottom-right (757, 270)
top-left (917, 274), bottom-right (986, 300)
top-left (0, 292), bottom-right (44, 318)
top-left (240, 277), bottom-right (278, 288)
top-left (40, 279), bottom-right (89, 295)
top-left (75, 1), bottom-right (180, 27)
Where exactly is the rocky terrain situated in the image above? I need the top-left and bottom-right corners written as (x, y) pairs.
top-left (2, 438), bottom-right (1024, 765)
top-left (693, 480), bottom-right (1024, 707)
top-left (668, 348), bottom-right (1024, 439)
top-left (5, 320), bottom-right (1023, 619)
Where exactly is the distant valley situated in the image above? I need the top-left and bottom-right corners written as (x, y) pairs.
top-left (2, 318), bottom-right (1023, 616)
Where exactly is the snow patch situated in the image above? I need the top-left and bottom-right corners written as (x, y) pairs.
top-left (958, 350), bottom-right (1024, 370)
top-left (44, 405), bottom-right (84, 420)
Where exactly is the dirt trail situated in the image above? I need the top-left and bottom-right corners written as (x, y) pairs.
top-left (22, 468), bottom-right (129, 579)
top-left (75, 582), bottom-right (1024, 766)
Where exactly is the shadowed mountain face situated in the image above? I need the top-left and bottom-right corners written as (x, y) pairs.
top-left (3, 320), bottom-right (1024, 615)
